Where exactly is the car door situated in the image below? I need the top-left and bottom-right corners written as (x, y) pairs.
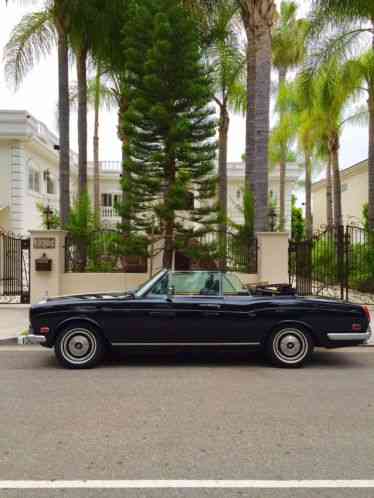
top-left (167, 271), bottom-right (230, 343)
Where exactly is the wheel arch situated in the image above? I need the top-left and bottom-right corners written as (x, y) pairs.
top-left (53, 317), bottom-right (109, 347)
top-left (263, 320), bottom-right (320, 347)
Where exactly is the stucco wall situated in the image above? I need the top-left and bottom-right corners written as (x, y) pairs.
top-left (60, 273), bottom-right (148, 296)
top-left (312, 162), bottom-right (368, 229)
top-left (0, 142), bottom-right (10, 209)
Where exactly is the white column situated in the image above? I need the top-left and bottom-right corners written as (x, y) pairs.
top-left (9, 141), bottom-right (25, 235)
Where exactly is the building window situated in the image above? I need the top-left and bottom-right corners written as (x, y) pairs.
top-left (46, 175), bottom-right (55, 195)
top-left (28, 165), bottom-right (40, 193)
top-left (101, 193), bottom-right (112, 207)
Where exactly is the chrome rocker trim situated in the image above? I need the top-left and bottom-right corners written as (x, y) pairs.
top-left (328, 327), bottom-right (372, 342)
top-left (111, 342), bottom-right (261, 347)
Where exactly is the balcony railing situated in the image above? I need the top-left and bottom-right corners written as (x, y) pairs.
top-left (101, 206), bottom-right (120, 218)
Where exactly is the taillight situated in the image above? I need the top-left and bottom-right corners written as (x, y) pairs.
top-left (363, 306), bottom-right (371, 323)
top-left (40, 326), bottom-right (50, 335)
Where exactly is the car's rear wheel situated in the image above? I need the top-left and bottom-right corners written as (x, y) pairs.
top-left (267, 327), bottom-right (313, 368)
top-left (55, 325), bottom-right (105, 369)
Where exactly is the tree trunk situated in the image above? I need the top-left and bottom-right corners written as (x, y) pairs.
top-left (244, 30), bottom-right (256, 197)
top-left (278, 67), bottom-right (287, 232)
top-left (118, 95), bottom-right (130, 237)
top-left (57, 30), bottom-right (70, 226)
top-left (326, 153), bottom-right (334, 227)
top-left (244, 22), bottom-right (271, 234)
top-left (162, 158), bottom-right (176, 269)
top-left (93, 67), bottom-right (101, 228)
top-left (330, 133), bottom-right (343, 227)
top-left (77, 47), bottom-right (88, 199)
top-left (305, 152), bottom-right (313, 239)
top-left (218, 102), bottom-right (229, 269)
top-left (368, 88), bottom-right (374, 230)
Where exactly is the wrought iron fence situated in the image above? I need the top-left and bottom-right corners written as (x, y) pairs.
top-left (0, 231), bottom-right (30, 304)
top-left (65, 230), bottom-right (147, 273)
top-left (289, 225), bottom-right (374, 304)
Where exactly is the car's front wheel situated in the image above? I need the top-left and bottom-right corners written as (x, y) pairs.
top-left (267, 326), bottom-right (313, 368)
top-left (55, 325), bottom-right (105, 369)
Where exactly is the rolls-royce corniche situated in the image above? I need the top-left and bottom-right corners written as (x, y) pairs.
top-left (26, 270), bottom-right (372, 369)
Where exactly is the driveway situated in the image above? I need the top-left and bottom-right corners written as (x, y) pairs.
top-left (0, 346), bottom-right (374, 497)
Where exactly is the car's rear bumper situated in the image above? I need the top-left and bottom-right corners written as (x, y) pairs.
top-left (23, 334), bottom-right (47, 345)
top-left (327, 327), bottom-right (372, 343)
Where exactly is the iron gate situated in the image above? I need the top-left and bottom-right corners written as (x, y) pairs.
top-left (289, 225), bottom-right (374, 304)
top-left (0, 232), bottom-right (30, 304)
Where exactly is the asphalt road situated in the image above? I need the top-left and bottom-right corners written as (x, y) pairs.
top-left (0, 346), bottom-right (374, 498)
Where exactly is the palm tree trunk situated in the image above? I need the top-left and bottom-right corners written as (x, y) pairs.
top-left (77, 47), bottom-right (88, 199)
top-left (218, 102), bottom-right (229, 269)
top-left (242, 2), bottom-right (274, 234)
top-left (368, 86), bottom-right (374, 231)
top-left (57, 29), bottom-right (70, 226)
top-left (326, 153), bottom-right (334, 227)
top-left (278, 67), bottom-right (287, 232)
top-left (244, 30), bottom-right (256, 196)
top-left (93, 67), bottom-right (101, 228)
top-left (305, 151), bottom-right (313, 239)
top-left (329, 133), bottom-right (343, 227)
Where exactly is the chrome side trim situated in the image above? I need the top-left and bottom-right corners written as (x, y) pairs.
top-left (111, 342), bottom-right (261, 347)
top-left (328, 328), bottom-right (372, 342)
top-left (23, 335), bottom-right (47, 345)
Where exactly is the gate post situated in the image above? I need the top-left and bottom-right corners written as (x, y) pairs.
top-left (29, 230), bottom-right (67, 304)
top-left (257, 232), bottom-right (289, 284)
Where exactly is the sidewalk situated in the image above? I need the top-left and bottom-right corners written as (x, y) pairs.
top-left (0, 305), bottom-right (29, 341)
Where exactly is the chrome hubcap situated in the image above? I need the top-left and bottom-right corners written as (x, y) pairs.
top-left (279, 334), bottom-right (302, 357)
top-left (68, 335), bottom-right (90, 357)
top-left (60, 329), bottom-right (97, 365)
top-left (273, 329), bottom-right (308, 364)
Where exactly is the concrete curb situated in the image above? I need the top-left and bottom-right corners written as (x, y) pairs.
top-left (0, 337), bottom-right (18, 345)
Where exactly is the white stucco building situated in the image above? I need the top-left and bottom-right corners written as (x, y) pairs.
top-left (0, 110), bottom-right (300, 235)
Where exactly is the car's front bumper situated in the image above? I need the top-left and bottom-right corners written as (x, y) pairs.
top-left (327, 327), bottom-right (372, 343)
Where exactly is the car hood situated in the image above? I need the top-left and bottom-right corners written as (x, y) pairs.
top-left (35, 291), bottom-right (134, 306)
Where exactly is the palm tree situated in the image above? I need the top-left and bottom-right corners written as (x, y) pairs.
top-left (239, 0), bottom-right (277, 234)
top-left (310, 1), bottom-right (374, 229)
top-left (69, 68), bottom-right (117, 225)
top-left (4, 3), bottom-right (72, 225)
top-left (209, 0), bottom-right (245, 263)
top-left (272, 0), bottom-right (308, 230)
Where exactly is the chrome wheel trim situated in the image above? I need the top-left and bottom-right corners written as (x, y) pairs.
top-left (60, 328), bottom-right (97, 365)
top-left (273, 328), bottom-right (308, 364)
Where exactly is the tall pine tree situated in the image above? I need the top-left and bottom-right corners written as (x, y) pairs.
top-left (119, 0), bottom-right (218, 269)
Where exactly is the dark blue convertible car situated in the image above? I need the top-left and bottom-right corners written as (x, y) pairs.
top-left (27, 270), bottom-right (371, 369)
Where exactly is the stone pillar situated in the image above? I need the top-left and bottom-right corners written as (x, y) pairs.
top-left (257, 232), bottom-right (289, 284)
top-left (29, 230), bottom-right (67, 304)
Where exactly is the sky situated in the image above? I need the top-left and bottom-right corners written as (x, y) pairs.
top-left (0, 0), bottom-right (370, 171)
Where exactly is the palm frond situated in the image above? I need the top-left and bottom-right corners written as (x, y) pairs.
top-left (3, 9), bottom-right (56, 90)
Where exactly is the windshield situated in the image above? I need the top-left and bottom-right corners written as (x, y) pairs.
top-left (134, 270), bottom-right (168, 297)
top-left (136, 270), bottom-right (248, 298)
